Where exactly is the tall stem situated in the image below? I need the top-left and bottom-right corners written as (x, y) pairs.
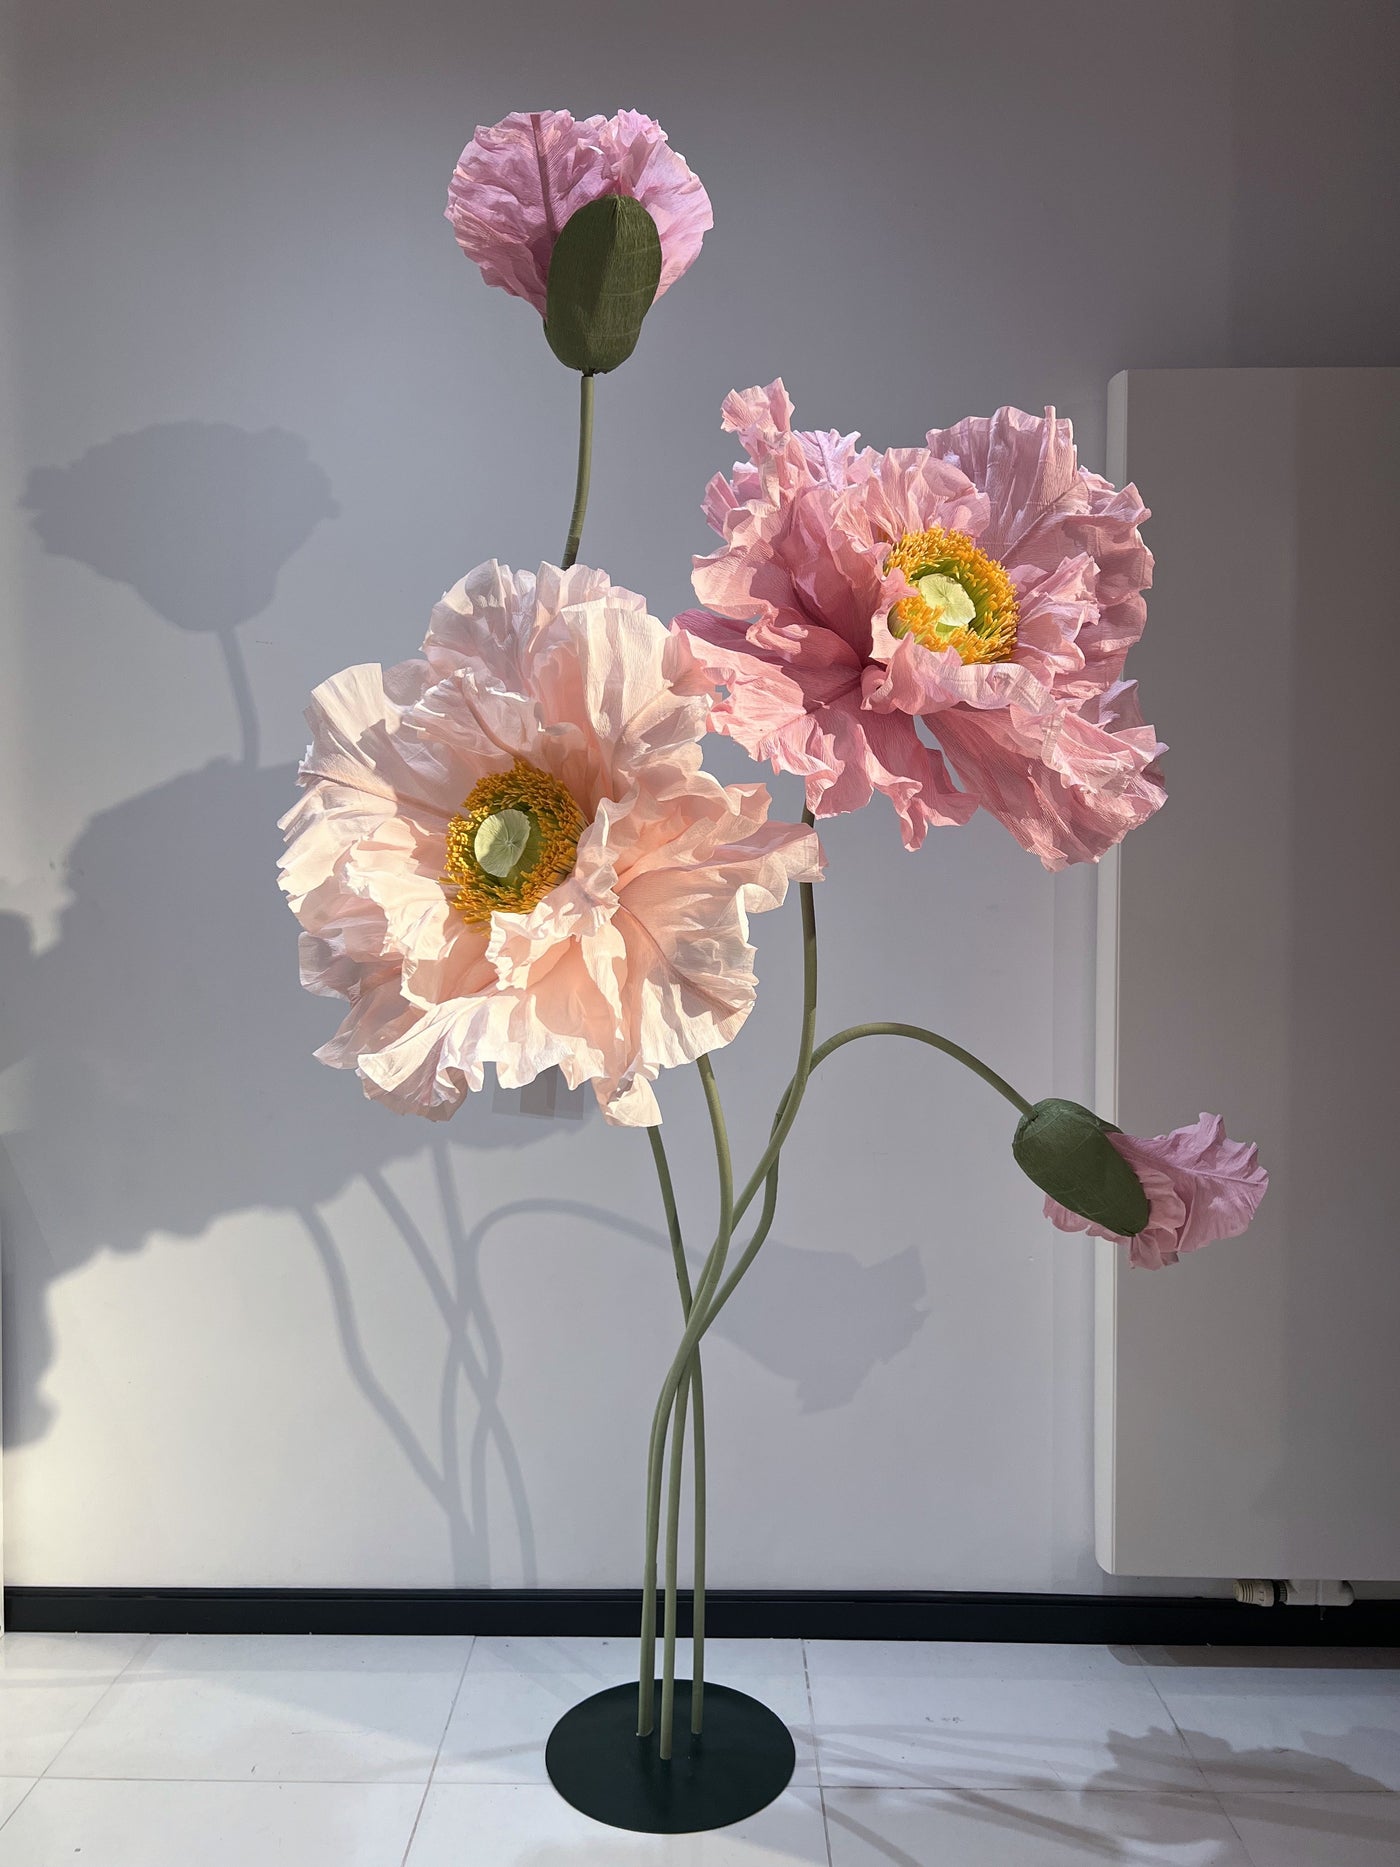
top-left (724, 815), bottom-right (820, 1233)
top-left (659, 1362), bottom-right (690, 1756)
top-left (690, 1366), bottom-right (707, 1734)
top-left (643, 1005), bottom-right (1038, 1700)
top-left (637, 837), bottom-right (815, 1740)
top-left (561, 372), bottom-right (595, 570)
top-left (631, 806), bottom-right (1040, 1751)
top-left (645, 1127), bottom-right (708, 1735)
top-left (637, 1054), bottom-right (732, 1741)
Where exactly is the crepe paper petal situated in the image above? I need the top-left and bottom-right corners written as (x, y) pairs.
top-left (447, 109), bottom-right (711, 319)
top-left (1044, 1112), bottom-right (1269, 1269)
top-left (280, 561), bottom-right (821, 1127)
top-left (674, 383), bottom-right (1163, 864)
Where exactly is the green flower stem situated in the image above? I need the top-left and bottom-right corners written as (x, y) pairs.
top-left (659, 1361), bottom-right (691, 1758)
top-left (724, 811), bottom-right (821, 1233)
top-left (643, 1017), bottom-right (1035, 1629)
top-left (658, 1052), bottom-right (731, 1755)
top-left (636, 836), bottom-right (816, 1742)
top-left (637, 1053), bottom-right (733, 1742)
top-left (690, 1366), bottom-right (707, 1735)
top-left (645, 1127), bottom-right (709, 1738)
top-left (633, 812), bottom-right (1036, 1753)
top-left (807, 1020), bottom-right (1035, 1119)
top-left (708, 1020), bottom-right (1036, 1336)
top-left (560, 372), bottom-right (594, 571)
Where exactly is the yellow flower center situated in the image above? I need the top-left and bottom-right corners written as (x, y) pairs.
top-left (887, 526), bottom-right (1020, 664)
top-left (444, 759), bottom-right (588, 924)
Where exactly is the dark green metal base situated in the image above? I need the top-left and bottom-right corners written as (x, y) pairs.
top-left (545, 1679), bottom-right (795, 1834)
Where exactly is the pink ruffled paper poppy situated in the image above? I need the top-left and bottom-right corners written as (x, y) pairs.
top-left (672, 383), bottom-right (1166, 866)
top-left (447, 110), bottom-right (712, 317)
top-left (1045, 1113), bottom-right (1269, 1269)
top-left (279, 561), bottom-right (820, 1128)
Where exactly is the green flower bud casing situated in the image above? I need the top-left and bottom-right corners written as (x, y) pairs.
top-left (545, 195), bottom-right (664, 375)
top-left (1012, 1097), bottom-right (1151, 1237)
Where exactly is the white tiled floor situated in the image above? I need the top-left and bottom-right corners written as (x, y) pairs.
top-left (435, 1637), bottom-right (819, 1786)
top-left (0, 1634), bottom-right (1395, 1864)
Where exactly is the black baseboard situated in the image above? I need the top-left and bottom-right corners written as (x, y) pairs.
top-left (6, 1587), bottom-right (1398, 1644)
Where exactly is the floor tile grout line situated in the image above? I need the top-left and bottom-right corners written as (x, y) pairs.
top-left (816, 1783), bottom-right (835, 1867)
top-left (12, 1776), bottom-right (1393, 1797)
top-left (2, 1774), bottom-right (482, 1788)
top-left (1212, 1789), bottom-right (1264, 1867)
top-left (1132, 1641), bottom-right (1217, 1797)
top-left (788, 1777), bottom-right (1246, 1797)
top-left (31, 1632), bottom-right (154, 1785)
top-left (0, 1779), bottom-right (41, 1835)
top-left (801, 1638), bottom-right (824, 1791)
top-left (398, 1634), bottom-right (474, 1867)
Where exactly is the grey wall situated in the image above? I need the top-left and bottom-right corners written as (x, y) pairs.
top-left (1, 0), bottom-right (1397, 1590)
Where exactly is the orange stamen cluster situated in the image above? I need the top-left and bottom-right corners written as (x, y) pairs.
top-left (444, 759), bottom-right (587, 924)
top-left (887, 526), bottom-right (1020, 664)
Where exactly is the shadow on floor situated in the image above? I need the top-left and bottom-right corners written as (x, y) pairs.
top-left (817, 1724), bottom-right (1395, 1864)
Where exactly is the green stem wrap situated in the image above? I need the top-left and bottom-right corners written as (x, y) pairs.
top-left (560, 372), bottom-right (594, 571)
top-left (707, 1021), bottom-right (1034, 1336)
top-left (636, 823), bottom-right (819, 1747)
top-left (645, 1128), bottom-right (709, 1741)
top-left (628, 823), bottom-right (1040, 1759)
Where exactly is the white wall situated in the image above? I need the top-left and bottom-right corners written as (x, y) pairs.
top-left (2, 0), bottom-right (1397, 1592)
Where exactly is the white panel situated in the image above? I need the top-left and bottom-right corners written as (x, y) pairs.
top-left (1097, 368), bottom-right (1400, 1579)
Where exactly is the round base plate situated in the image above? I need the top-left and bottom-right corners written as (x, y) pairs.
top-left (545, 1679), bottom-right (795, 1834)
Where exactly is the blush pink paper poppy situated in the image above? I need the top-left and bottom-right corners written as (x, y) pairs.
top-left (1045, 1113), bottom-right (1269, 1269)
top-left (279, 561), bottom-right (820, 1128)
top-left (446, 110), bottom-right (713, 316)
top-left (673, 383), bottom-right (1165, 868)
top-left (671, 382), bottom-right (977, 851)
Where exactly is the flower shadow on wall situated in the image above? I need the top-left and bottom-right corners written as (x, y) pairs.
top-left (4, 422), bottom-right (925, 1581)
top-left (481, 1199), bottom-right (927, 1417)
top-left (0, 761), bottom-right (550, 1581)
top-left (7, 423), bottom-right (549, 1580)
top-left (21, 421), bottom-right (341, 770)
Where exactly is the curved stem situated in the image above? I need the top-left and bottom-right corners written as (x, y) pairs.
top-left (647, 1127), bottom-right (689, 1306)
top-left (726, 820), bottom-right (820, 1235)
top-left (560, 372), bottom-right (594, 570)
top-left (637, 1054), bottom-right (733, 1740)
top-left (645, 1127), bottom-right (708, 1736)
top-left (709, 1020), bottom-right (1036, 1335)
top-left (808, 1022), bottom-right (1034, 1119)
top-left (636, 830), bottom-right (818, 1740)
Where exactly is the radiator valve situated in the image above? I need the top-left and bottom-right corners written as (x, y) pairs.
top-left (1235, 1578), bottom-right (1354, 1608)
top-left (1234, 1579), bottom-right (1279, 1607)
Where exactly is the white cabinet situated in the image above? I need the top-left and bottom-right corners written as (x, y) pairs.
top-left (1096, 369), bottom-right (1400, 1580)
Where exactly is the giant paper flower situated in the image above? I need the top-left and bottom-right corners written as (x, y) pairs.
top-left (1045, 1113), bottom-right (1269, 1269)
top-left (279, 561), bottom-right (821, 1128)
top-left (672, 383), bottom-right (1166, 867)
top-left (447, 110), bottom-right (712, 316)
